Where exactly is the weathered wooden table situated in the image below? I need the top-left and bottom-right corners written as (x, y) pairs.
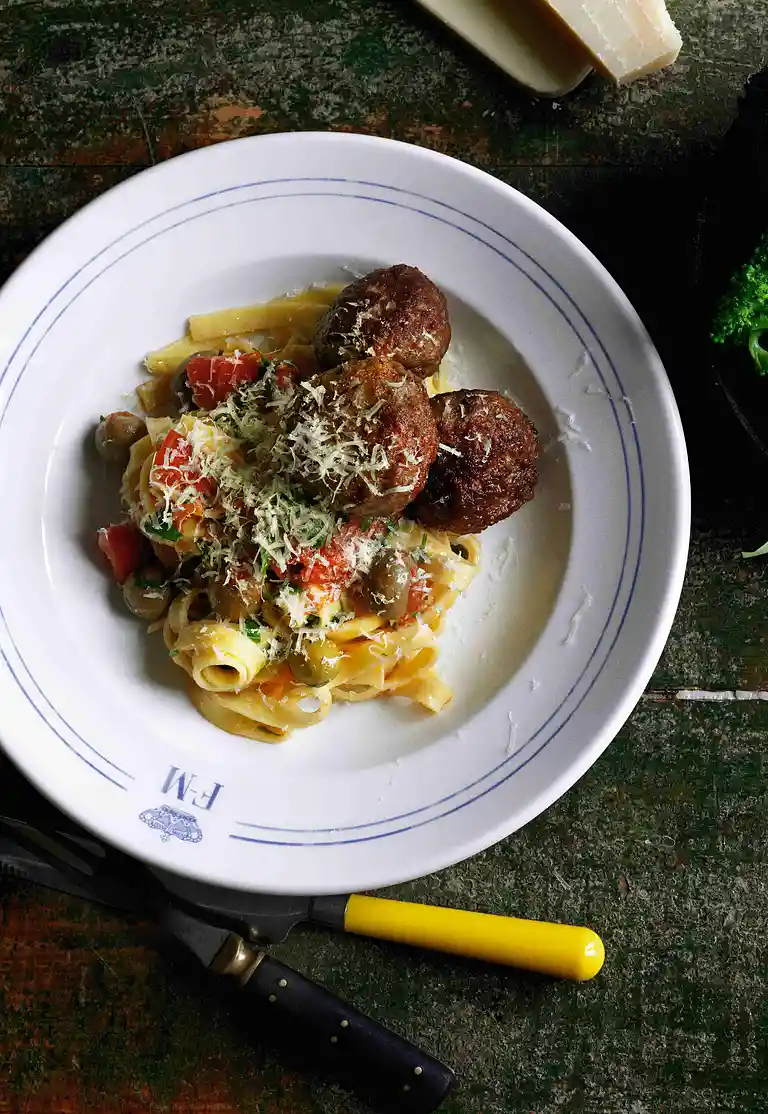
top-left (1, 2), bottom-right (767, 1112)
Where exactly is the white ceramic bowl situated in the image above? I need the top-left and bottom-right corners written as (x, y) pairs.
top-left (0, 133), bottom-right (689, 894)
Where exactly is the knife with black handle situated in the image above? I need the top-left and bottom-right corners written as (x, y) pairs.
top-left (0, 819), bottom-right (455, 1114)
top-left (211, 935), bottom-right (453, 1112)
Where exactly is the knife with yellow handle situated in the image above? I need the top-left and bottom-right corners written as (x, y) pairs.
top-left (342, 895), bottom-right (605, 981)
top-left (151, 871), bottom-right (605, 983)
top-left (0, 807), bottom-right (606, 984)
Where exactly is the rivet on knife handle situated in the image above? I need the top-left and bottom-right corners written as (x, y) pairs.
top-left (343, 896), bottom-right (605, 981)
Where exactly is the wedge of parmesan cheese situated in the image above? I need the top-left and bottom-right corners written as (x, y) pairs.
top-left (414, 0), bottom-right (592, 97)
top-left (536, 0), bottom-right (682, 83)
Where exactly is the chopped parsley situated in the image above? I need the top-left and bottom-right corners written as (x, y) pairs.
top-left (412, 534), bottom-right (429, 562)
top-left (132, 569), bottom-right (165, 589)
top-left (242, 619), bottom-right (263, 646)
top-left (143, 511), bottom-right (182, 542)
top-left (243, 619), bottom-right (262, 642)
top-left (330, 610), bottom-right (355, 626)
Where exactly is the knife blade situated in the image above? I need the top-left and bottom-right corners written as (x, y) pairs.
top-left (0, 823), bottom-right (455, 1113)
top-left (151, 865), bottom-right (347, 943)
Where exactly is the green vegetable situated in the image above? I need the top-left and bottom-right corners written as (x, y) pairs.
top-left (712, 230), bottom-right (768, 374)
top-left (143, 511), bottom-right (182, 542)
top-left (714, 233), bottom-right (768, 558)
top-left (243, 618), bottom-right (261, 642)
top-left (133, 569), bottom-right (166, 589)
top-left (307, 522), bottom-right (331, 546)
top-left (412, 533), bottom-right (429, 563)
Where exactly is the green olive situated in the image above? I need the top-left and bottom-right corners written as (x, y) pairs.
top-left (95, 411), bottom-right (147, 465)
top-left (172, 350), bottom-right (218, 412)
top-left (362, 548), bottom-right (410, 621)
top-left (288, 639), bottom-right (340, 686)
top-left (209, 577), bottom-right (262, 622)
top-left (122, 566), bottom-right (171, 621)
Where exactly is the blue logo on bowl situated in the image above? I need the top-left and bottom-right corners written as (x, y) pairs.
top-left (139, 805), bottom-right (203, 844)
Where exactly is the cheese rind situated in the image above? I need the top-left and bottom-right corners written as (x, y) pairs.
top-left (537, 0), bottom-right (682, 83)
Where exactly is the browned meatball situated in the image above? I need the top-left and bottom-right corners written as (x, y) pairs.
top-left (410, 389), bottom-right (539, 534)
top-left (315, 265), bottom-right (451, 375)
top-left (280, 357), bottom-right (438, 518)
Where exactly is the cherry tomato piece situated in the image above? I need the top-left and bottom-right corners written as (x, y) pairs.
top-left (97, 521), bottom-right (146, 583)
top-left (151, 430), bottom-right (216, 497)
top-left (186, 352), bottom-right (263, 408)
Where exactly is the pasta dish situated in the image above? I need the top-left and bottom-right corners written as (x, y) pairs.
top-left (95, 265), bottom-right (540, 742)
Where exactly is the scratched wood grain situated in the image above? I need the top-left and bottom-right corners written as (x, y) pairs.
top-left (1, 0), bottom-right (768, 1112)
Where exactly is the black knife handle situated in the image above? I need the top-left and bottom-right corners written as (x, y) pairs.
top-left (246, 953), bottom-right (454, 1113)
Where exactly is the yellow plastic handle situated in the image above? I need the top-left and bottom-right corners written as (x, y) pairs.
top-left (344, 895), bottom-right (604, 981)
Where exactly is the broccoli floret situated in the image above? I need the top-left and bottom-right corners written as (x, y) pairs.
top-left (711, 230), bottom-right (768, 374)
